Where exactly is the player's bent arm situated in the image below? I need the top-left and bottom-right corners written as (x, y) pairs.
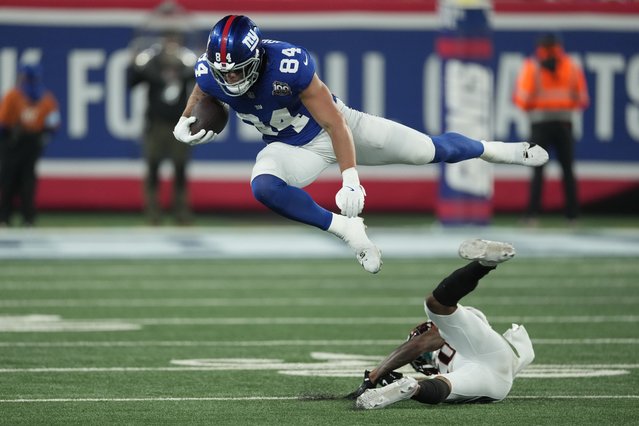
top-left (173, 83), bottom-right (216, 145)
top-left (300, 74), bottom-right (356, 172)
top-left (181, 83), bottom-right (209, 117)
top-left (301, 74), bottom-right (366, 217)
top-left (369, 327), bottom-right (445, 385)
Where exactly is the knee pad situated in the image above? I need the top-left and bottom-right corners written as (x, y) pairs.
top-left (251, 174), bottom-right (286, 207)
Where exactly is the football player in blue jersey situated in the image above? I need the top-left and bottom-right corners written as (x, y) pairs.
top-left (173, 15), bottom-right (549, 274)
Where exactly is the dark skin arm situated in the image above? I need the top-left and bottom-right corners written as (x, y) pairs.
top-left (369, 325), bottom-right (446, 384)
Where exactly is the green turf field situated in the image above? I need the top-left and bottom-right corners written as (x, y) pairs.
top-left (0, 256), bottom-right (637, 425)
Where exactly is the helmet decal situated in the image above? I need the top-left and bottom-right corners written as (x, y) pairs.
top-left (219, 15), bottom-right (237, 65)
top-left (241, 28), bottom-right (260, 52)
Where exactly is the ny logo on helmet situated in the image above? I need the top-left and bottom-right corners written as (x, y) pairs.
top-left (242, 29), bottom-right (260, 51)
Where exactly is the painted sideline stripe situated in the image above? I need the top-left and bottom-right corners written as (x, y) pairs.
top-left (0, 395), bottom-right (637, 403)
top-left (1, 338), bottom-right (638, 348)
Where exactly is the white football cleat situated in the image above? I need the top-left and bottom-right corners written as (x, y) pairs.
top-left (458, 239), bottom-right (516, 267)
top-left (332, 216), bottom-right (382, 274)
top-left (481, 141), bottom-right (549, 167)
top-left (356, 377), bottom-right (419, 410)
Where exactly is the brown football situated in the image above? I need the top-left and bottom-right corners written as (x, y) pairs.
top-left (190, 96), bottom-right (229, 134)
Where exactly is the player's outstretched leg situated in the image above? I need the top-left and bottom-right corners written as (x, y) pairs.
top-left (458, 239), bottom-right (516, 266)
top-left (328, 214), bottom-right (382, 274)
top-left (429, 240), bottom-right (515, 309)
top-left (429, 132), bottom-right (548, 167)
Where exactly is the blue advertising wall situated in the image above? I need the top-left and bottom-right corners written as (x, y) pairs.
top-left (1, 18), bottom-right (638, 165)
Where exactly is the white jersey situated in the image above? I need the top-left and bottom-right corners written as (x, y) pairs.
top-left (425, 303), bottom-right (535, 403)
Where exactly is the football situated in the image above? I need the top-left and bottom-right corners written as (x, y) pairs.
top-left (190, 96), bottom-right (229, 134)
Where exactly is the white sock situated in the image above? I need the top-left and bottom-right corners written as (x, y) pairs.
top-left (327, 213), bottom-right (347, 237)
top-left (479, 140), bottom-right (517, 164)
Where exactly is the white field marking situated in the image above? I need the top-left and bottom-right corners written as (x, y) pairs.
top-left (0, 296), bottom-right (637, 308)
top-left (119, 315), bottom-right (639, 325)
top-left (0, 357), bottom-right (635, 377)
top-left (0, 278), bottom-right (635, 292)
top-left (0, 396), bottom-right (299, 403)
top-left (1, 338), bottom-right (638, 348)
top-left (1, 315), bottom-right (638, 333)
top-left (0, 294), bottom-right (639, 308)
top-left (509, 395), bottom-right (639, 399)
top-left (0, 315), bottom-right (140, 333)
top-left (0, 295), bottom-right (639, 308)
top-left (0, 395), bottom-right (637, 404)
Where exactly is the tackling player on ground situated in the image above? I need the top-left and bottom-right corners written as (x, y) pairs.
top-left (347, 239), bottom-right (535, 409)
top-left (173, 15), bottom-right (549, 273)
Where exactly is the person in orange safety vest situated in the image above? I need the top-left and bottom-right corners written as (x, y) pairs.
top-left (0, 63), bottom-right (60, 227)
top-left (513, 33), bottom-right (589, 225)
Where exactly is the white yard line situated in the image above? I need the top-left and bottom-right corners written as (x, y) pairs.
top-left (0, 279), bottom-right (636, 292)
top-left (0, 296), bottom-right (637, 308)
top-left (2, 314), bottom-right (637, 333)
top-left (0, 338), bottom-right (638, 348)
top-left (0, 395), bottom-right (637, 403)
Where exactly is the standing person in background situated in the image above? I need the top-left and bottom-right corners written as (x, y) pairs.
top-left (128, 0), bottom-right (197, 225)
top-left (513, 33), bottom-right (589, 226)
top-left (0, 63), bottom-right (60, 227)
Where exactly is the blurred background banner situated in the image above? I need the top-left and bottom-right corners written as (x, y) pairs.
top-left (435, 0), bottom-right (494, 226)
top-left (0, 0), bottom-right (637, 212)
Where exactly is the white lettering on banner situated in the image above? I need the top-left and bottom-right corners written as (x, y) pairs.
top-left (423, 54), bottom-right (441, 134)
top-left (445, 59), bottom-right (492, 138)
top-left (568, 54), bottom-right (585, 141)
top-left (48, 48), bottom-right (638, 147)
top-left (586, 53), bottom-right (625, 142)
top-left (324, 52), bottom-right (347, 103)
top-left (494, 53), bottom-right (528, 139)
top-left (0, 49), bottom-right (18, 96)
top-left (106, 49), bottom-right (144, 139)
top-left (68, 49), bottom-right (105, 138)
top-left (363, 52), bottom-right (385, 116)
top-left (445, 159), bottom-right (493, 197)
top-left (0, 48), bottom-right (42, 96)
top-left (444, 59), bottom-right (493, 197)
top-left (627, 55), bottom-right (639, 141)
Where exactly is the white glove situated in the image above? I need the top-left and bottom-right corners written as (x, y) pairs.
top-left (172, 116), bottom-right (217, 146)
top-left (335, 167), bottom-right (366, 217)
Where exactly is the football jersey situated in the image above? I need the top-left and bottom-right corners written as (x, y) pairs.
top-left (195, 40), bottom-right (323, 146)
top-left (433, 323), bottom-right (534, 377)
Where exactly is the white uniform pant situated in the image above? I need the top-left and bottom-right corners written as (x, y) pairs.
top-left (426, 303), bottom-right (518, 403)
top-left (251, 99), bottom-right (436, 186)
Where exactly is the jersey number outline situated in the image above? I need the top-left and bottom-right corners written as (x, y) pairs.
top-left (279, 48), bottom-right (302, 74)
top-left (239, 108), bottom-right (309, 136)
